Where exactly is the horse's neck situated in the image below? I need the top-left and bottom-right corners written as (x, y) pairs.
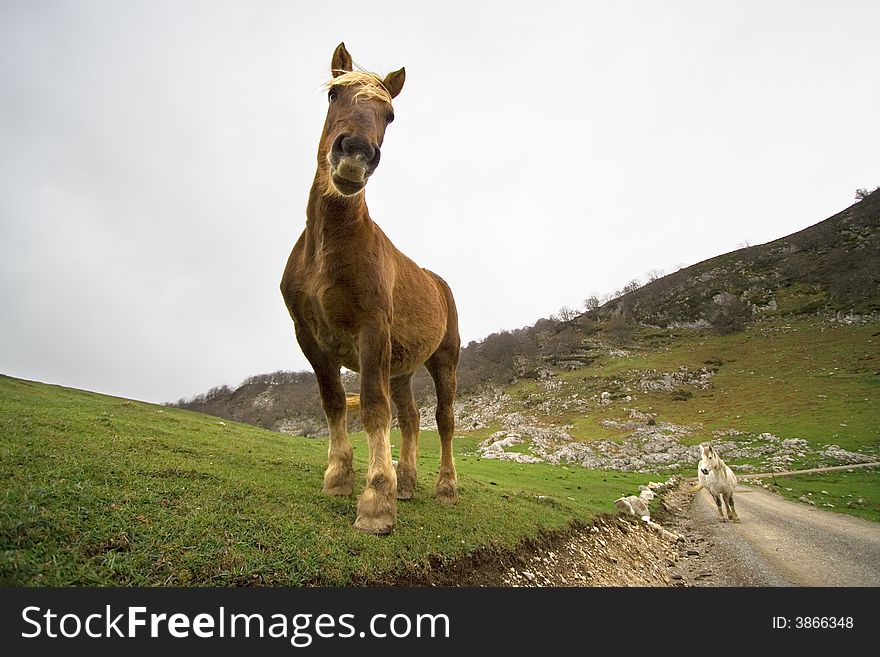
top-left (305, 178), bottom-right (372, 257)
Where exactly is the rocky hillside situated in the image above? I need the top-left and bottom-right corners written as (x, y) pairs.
top-left (173, 370), bottom-right (349, 436)
top-left (596, 190), bottom-right (880, 328)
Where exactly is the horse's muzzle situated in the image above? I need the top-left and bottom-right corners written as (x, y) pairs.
top-left (330, 172), bottom-right (365, 196)
top-left (330, 158), bottom-right (368, 196)
top-left (336, 156), bottom-right (368, 183)
top-left (700, 468), bottom-right (709, 475)
top-left (328, 134), bottom-right (381, 195)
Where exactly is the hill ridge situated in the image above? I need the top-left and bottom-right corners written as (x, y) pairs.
top-left (174, 193), bottom-right (880, 435)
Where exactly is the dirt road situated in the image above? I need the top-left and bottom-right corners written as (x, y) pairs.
top-left (667, 484), bottom-right (880, 586)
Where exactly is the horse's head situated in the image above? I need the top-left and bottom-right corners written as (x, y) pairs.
top-left (319, 43), bottom-right (405, 197)
top-left (698, 443), bottom-right (718, 475)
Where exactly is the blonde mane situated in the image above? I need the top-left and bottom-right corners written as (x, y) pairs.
top-left (325, 70), bottom-right (392, 104)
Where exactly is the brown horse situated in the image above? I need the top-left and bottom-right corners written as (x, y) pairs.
top-left (280, 43), bottom-right (460, 534)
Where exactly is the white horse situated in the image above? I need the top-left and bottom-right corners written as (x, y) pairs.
top-left (691, 443), bottom-right (740, 522)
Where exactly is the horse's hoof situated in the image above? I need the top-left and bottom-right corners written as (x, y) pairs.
top-left (322, 467), bottom-right (354, 496)
top-left (323, 484), bottom-right (354, 496)
top-left (354, 514), bottom-right (395, 535)
top-left (434, 480), bottom-right (458, 506)
top-left (395, 466), bottom-right (416, 500)
top-left (355, 487), bottom-right (396, 534)
top-left (732, 517), bottom-right (741, 523)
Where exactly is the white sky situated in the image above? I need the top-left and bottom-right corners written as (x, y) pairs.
top-left (1, 1), bottom-right (878, 403)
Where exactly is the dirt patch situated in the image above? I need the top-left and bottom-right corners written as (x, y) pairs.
top-left (657, 484), bottom-right (732, 586)
top-left (368, 524), bottom-right (590, 587)
top-left (496, 517), bottom-right (678, 586)
top-left (373, 510), bottom-right (684, 587)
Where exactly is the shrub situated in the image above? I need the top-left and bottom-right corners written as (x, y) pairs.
top-left (705, 294), bottom-right (751, 335)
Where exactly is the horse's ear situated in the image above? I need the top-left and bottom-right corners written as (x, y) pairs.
top-left (383, 67), bottom-right (405, 99)
top-left (331, 42), bottom-right (353, 77)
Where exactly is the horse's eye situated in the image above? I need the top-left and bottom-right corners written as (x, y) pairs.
top-left (386, 112), bottom-right (394, 124)
top-left (328, 88), bottom-right (339, 102)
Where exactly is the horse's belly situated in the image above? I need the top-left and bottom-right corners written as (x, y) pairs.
top-left (389, 323), bottom-right (444, 375)
top-left (299, 329), bottom-right (437, 376)
top-left (317, 328), bottom-right (442, 376)
top-left (388, 273), bottom-right (447, 373)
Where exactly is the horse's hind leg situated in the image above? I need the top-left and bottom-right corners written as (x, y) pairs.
top-left (726, 493), bottom-right (740, 523)
top-left (391, 374), bottom-right (419, 500)
top-left (426, 350), bottom-right (458, 505)
top-left (715, 494), bottom-right (727, 522)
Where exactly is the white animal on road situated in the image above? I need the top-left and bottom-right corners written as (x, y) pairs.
top-left (691, 443), bottom-right (740, 522)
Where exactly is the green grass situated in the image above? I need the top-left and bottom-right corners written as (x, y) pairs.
top-left (0, 375), bottom-right (646, 586)
top-left (566, 413), bottom-right (629, 442)
top-left (591, 321), bottom-right (880, 507)
top-left (595, 320), bottom-right (879, 450)
top-left (763, 467), bottom-right (880, 524)
top-left (774, 283), bottom-right (829, 315)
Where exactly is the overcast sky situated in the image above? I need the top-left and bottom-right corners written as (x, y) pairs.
top-left (1, 1), bottom-right (878, 404)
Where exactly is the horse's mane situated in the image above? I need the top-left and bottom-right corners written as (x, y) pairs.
top-left (325, 70), bottom-right (392, 104)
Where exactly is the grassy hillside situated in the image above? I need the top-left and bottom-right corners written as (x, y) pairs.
top-left (508, 318), bottom-right (879, 453)
top-left (0, 375), bottom-right (646, 586)
top-left (480, 317), bottom-right (880, 521)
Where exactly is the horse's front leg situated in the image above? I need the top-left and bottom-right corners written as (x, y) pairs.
top-left (354, 320), bottom-right (397, 534)
top-left (318, 366), bottom-right (354, 496)
top-left (726, 494), bottom-right (740, 523)
top-left (714, 494), bottom-right (727, 522)
top-left (293, 323), bottom-right (354, 496)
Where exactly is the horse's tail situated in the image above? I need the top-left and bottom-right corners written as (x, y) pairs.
top-left (346, 394), bottom-right (361, 411)
top-left (689, 482), bottom-right (704, 493)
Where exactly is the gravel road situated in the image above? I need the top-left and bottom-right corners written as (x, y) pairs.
top-left (668, 484), bottom-right (880, 586)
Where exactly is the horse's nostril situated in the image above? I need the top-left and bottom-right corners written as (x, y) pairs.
top-left (331, 133), bottom-right (346, 158)
top-left (340, 135), bottom-right (376, 162)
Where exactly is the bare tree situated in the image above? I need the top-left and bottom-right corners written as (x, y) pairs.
top-left (556, 305), bottom-right (579, 322)
top-left (621, 278), bottom-right (642, 295)
top-left (582, 294), bottom-right (600, 311)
